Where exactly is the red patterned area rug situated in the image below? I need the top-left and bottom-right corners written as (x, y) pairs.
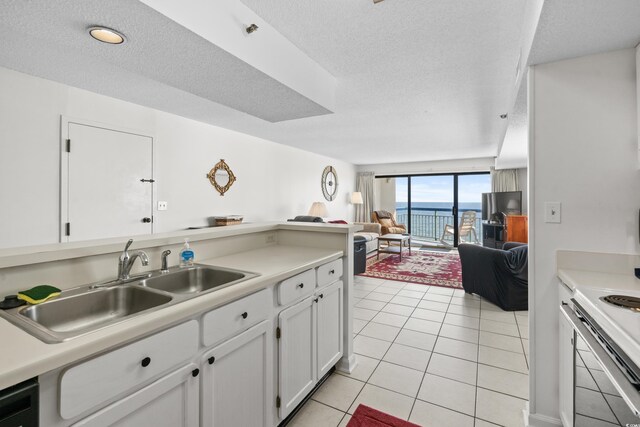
top-left (360, 250), bottom-right (462, 289)
top-left (347, 404), bottom-right (419, 427)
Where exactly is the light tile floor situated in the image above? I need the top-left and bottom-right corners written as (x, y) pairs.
top-left (288, 275), bottom-right (529, 427)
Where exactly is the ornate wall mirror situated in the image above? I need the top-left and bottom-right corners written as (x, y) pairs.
top-left (321, 165), bottom-right (338, 201)
top-left (206, 159), bottom-right (236, 196)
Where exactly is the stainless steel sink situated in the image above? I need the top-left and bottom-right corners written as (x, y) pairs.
top-left (8, 286), bottom-right (172, 343)
top-left (0, 264), bottom-right (258, 343)
top-left (139, 265), bottom-right (251, 294)
top-left (21, 286), bottom-right (172, 334)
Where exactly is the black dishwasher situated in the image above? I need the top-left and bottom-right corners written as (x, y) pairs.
top-left (0, 378), bottom-right (38, 427)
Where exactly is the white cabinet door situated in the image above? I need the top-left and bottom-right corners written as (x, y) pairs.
top-left (63, 120), bottom-right (153, 243)
top-left (72, 364), bottom-right (199, 427)
top-left (559, 306), bottom-right (575, 427)
top-left (278, 296), bottom-right (316, 419)
top-left (201, 321), bottom-right (272, 427)
top-left (316, 281), bottom-right (343, 378)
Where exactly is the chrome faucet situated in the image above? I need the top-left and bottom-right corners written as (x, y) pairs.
top-left (161, 250), bottom-right (171, 274)
top-left (117, 239), bottom-right (150, 281)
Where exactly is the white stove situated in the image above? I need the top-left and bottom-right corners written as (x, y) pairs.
top-left (574, 286), bottom-right (640, 369)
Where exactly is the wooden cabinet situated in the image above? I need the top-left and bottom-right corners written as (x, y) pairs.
top-left (559, 306), bottom-right (575, 427)
top-left (277, 281), bottom-right (344, 420)
top-left (505, 215), bottom-right (528, 243)
top-left (201, 321), bottom-right (272, 427)
top-left (73, 364), bottom-right (199, 427)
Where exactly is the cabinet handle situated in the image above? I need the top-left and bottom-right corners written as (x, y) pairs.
top-left (319, 294), bottom-right (324, 299)
top-left (297, 283), bottom-right (304, 289)
top-left (329, 269), bottom-right (335, 274)
top-left (208, 356), bottom-right (215, 365)
top-left (192, 368), bottom-right (200, 377)
top-left (314, 298), bottom-right (319, 303)
top-left (241, 312), bottom-right (248, 319)
top-left (141, 357), bottom-right (151, 367)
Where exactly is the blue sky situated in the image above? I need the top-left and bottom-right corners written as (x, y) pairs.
top-left (394, 174), bottom-right (490, 203)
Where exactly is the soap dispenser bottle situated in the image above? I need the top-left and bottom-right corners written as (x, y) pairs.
top-left (179, 239), bottom-right (195, 267)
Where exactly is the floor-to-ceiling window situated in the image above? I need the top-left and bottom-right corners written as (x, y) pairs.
top-left (376, 172), bottom-right (490, 247)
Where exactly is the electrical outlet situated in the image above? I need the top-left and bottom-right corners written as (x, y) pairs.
top-left (157, 201), bottom-right (168, 211)
top-left (265, 233), bottom-right (276, 244)
top-left (545, 202), bottom-right (561, 223)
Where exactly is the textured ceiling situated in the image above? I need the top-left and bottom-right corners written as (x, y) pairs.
top-left (3, 0), bottom-right (639, 166)
top-left (530, 0), bottom-right (640, 66)
top-left (0, 0), bottom-right (528, 165)
top-left (236, 0), bottom-right (528, 164)
top-left (499, 0), bottom-right (640, 168)
top-left (0, 0), bottom-right (332, 123)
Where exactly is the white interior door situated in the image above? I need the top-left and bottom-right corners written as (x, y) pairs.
top-left (62, 120), bottom-right (153, 242)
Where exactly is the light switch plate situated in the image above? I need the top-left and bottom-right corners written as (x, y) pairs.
top-left (545, 202), bottom-right (561, 223)
top-left (157, 201), bottom-right (168, 211)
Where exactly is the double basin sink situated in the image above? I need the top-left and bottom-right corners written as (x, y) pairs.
top-left (1, 265), bottom-right (258, 343)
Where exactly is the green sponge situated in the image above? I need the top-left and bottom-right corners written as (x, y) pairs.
top-left (17, 285), bottom-right (61, 305)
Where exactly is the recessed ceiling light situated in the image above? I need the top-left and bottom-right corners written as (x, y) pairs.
top-left (89, 27), bottom-right (125, 45)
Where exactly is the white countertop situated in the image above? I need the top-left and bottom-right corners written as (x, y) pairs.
top-left (0, 245), bottom-right (342, 390)
top-left (558, 269), bottom-right (640, 293)
top-left (557, 249), bottom-right (640, 293)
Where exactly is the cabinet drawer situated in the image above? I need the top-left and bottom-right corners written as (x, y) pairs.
top-left (60, 320), bottom-right (199, 420)
top-left (278, 269), bottom-right (316, 306)
top-left (202, 288), bottom-right (271, 347)
top-left (316, 259), bottom-right (342, 288)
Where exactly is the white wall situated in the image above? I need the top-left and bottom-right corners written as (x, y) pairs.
top-left (0, 67), bottom-right (355, 249)
top-left (529, 48), bottom-right (639, 425)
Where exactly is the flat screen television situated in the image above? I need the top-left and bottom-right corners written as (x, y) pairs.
top-left (482, 191), bottom-right (522, 222)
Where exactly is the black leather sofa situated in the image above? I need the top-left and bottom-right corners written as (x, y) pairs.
top-left (457, 242), bottom-right (528, 311)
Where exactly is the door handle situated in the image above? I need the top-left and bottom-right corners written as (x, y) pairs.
top-left (142, 217), bottom-right (152, 223)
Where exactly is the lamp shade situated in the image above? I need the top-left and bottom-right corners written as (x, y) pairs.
top-left (308, 202), bottom-right (328, 217)
top-left (350, 192), bottom-right (363, 204)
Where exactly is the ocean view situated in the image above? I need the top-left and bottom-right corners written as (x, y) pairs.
top-left (395, 202), bottom-right (482, 241)
top-left (396, 202), bottom-right (482, 212)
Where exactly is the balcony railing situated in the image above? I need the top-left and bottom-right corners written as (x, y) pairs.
top-left (396, 207), bottom-right (482, 243)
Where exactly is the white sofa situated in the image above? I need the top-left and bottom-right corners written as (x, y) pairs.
top-left (354, 222), bottom-right (381, 254)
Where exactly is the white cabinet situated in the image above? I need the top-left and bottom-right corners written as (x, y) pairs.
top-left (72, 363), bottom-right (199, 427)
top-left (277, 296), bottom-right (317, 419)
top-left (559, 305), bottom-right (575, 427)
top-left (277, 281), bottom-right (344, 420)
top-left (201, 321), bottom-right (273, 427)
top-left (60, 320), bottom-right (199, 420)
top-left (317, 281), bottom-right (344, 378)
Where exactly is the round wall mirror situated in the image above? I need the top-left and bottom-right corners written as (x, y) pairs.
top-left (321, 166), bottom-right (338, 201)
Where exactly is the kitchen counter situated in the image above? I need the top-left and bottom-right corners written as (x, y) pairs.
top-left (557, 249), bottom-right (640, 293)
top-left (0, 244), bottom-right (342, 390)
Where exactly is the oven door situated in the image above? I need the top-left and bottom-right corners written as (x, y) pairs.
top-left (561, 303), bottom-right (640, 426)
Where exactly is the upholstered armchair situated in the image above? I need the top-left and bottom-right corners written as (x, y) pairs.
top-left (371, 210), bottom-right (407, 235)
top-left (457, 242), bottom-right (528, 311)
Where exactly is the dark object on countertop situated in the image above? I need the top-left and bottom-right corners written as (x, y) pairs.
top-left (458, 242), bottom-right (528, 311)
top-left (288, 216), bottom-right (324, 223)
top-left (0, 295), bottom-right (26, 310)
top-left (635, 268), bottom-right (640, 280)
top-left (354, 236), bottom-right (367, 275)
